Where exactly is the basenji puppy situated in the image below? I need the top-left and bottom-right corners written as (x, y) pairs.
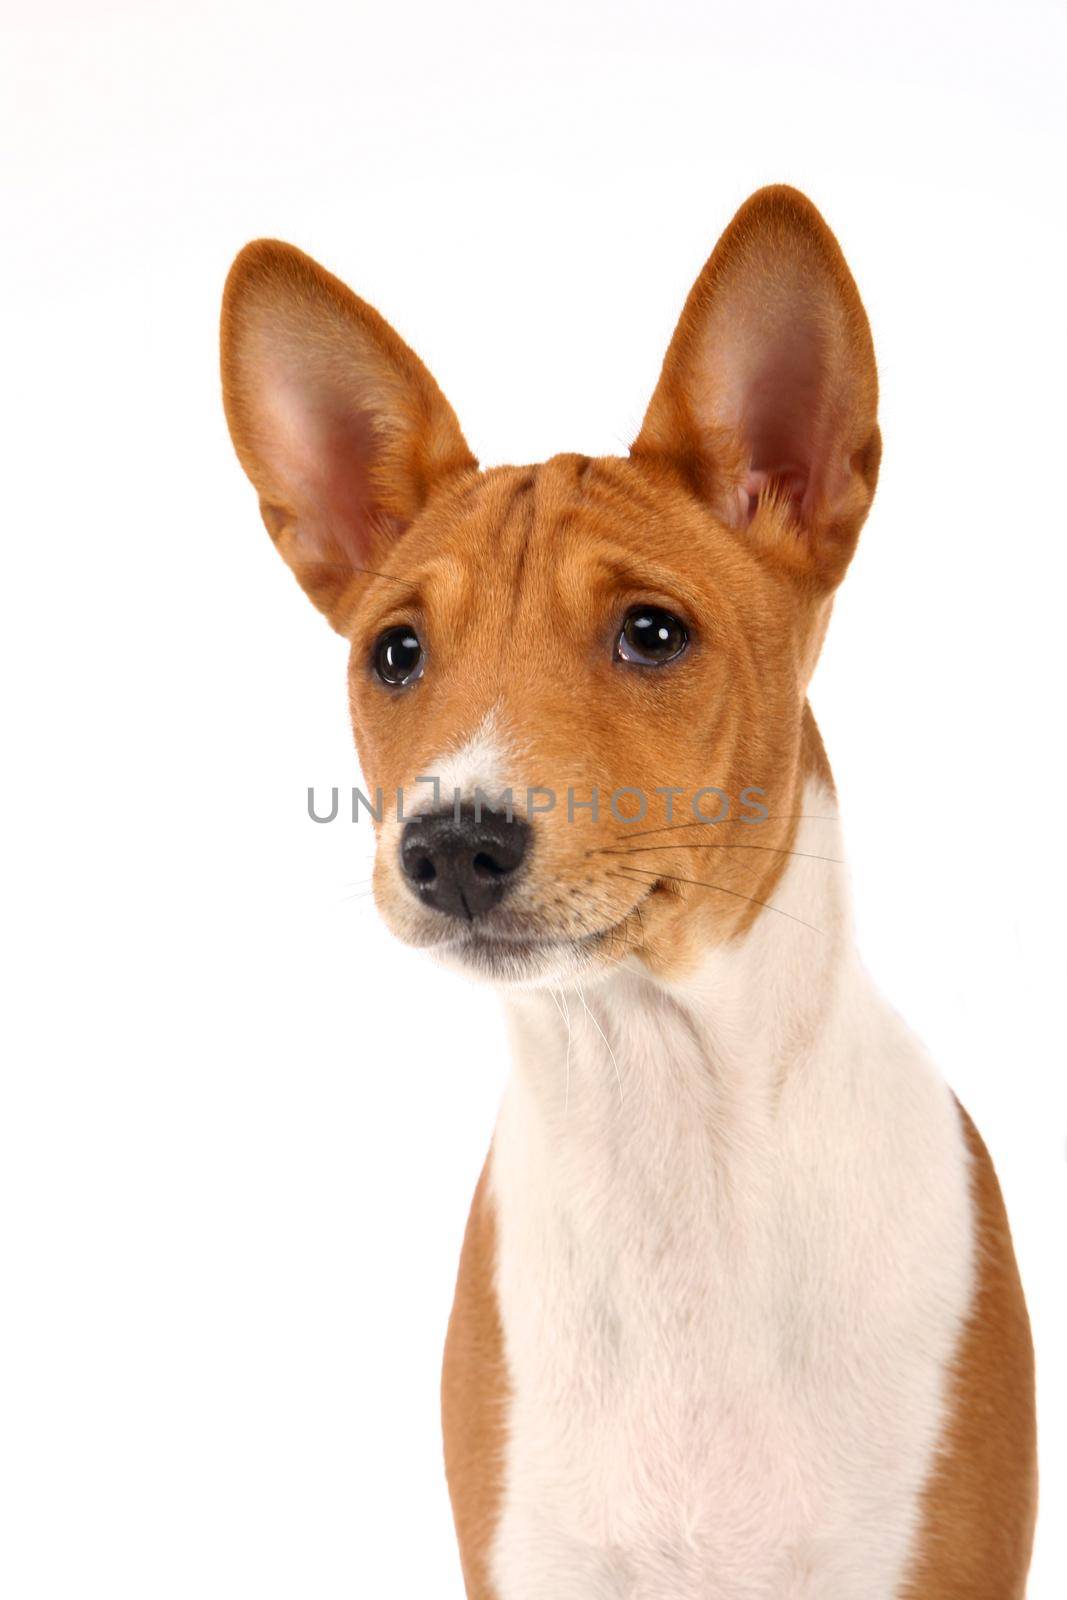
top-left (220, 186), bottom-right (1037, 1598)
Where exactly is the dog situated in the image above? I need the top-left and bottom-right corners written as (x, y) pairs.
top-left (220, 186), bottom-right (1036, 1598)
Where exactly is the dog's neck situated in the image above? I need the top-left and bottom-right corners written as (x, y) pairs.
top-left (502, 775), bottom-right (858, 1172)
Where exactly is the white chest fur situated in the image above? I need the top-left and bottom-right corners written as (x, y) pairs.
top-left (487, 789), bottom-right (976, 1600)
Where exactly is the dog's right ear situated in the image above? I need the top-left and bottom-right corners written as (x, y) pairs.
top-left (221, 241), bottom-right (477, 632)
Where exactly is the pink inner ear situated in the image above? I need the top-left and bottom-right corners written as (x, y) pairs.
top-left (264, 374), bottom-right (389, 567)
top-left (729, 324), bottom-right (827, 526)
top-left (304, 403), bottom-right (384, 562)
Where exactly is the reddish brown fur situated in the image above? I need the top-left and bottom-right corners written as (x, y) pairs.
top-left (441, 1162), bottom-right (508, 1599)
top-left (902, 1107), bottom-right (1038, 1597)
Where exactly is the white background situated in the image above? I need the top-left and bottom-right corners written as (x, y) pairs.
top-left (2, 2), bottom-right (1065, 1594)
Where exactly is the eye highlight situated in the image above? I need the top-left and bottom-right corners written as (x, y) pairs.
top-left (373, 625), bottom-right (423, 686)
top-left (615, 606), bottom-right (689, 666)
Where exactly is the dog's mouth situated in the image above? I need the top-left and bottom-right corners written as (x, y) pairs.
top-left (439, 932), bottom-right (580, 985)
top-left (429, 886), bottom-right (660, 987)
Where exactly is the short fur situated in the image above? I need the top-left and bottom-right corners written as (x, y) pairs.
top-left (221, 186), bottom-right (1037, 1596)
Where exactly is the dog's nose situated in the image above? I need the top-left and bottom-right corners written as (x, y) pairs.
top-left (399, 806), bottom-right (531, 920)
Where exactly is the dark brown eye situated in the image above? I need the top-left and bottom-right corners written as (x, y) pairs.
top-left (373, 626), bottom-right (423, 686)
top-left (616, 606), bottom-right (688, 666)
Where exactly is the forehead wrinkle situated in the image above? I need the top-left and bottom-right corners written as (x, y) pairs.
top-left (408, 550), bottom-right (470, 614)
top-left (579, 454), bottom-right (669, 522)
top-left (516, 455), bottom-right (608, 601)
top-left (441, 456), bottom-right (626, 617)
top-left (504, 472), bottom-right (536, 621)
top-left (371, 473), bottom-right (544, 675)
top-left (583, 545), bottom-right (710, 608)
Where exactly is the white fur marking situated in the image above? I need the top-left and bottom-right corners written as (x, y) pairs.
top-left (417, 708), bottom-right (513, 813)
top-left (487, 782), bottom-right (975, 1599)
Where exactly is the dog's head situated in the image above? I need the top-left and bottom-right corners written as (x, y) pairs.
top-left (221, 187), bottom-right (878, 986)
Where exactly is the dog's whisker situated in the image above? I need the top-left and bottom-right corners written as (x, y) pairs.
top-left (576, 979), bottom-right (624, 1107)
top-left (591, 812), bottom-right (841, 848)
top-left (549, 986), bottom-right (574, 1115)
top-left (613, 864), bottom-right (823, 935)
top-left (300, 559), bottom-right (408, 585)
top-left (593, 842), bottom-right (844, 864)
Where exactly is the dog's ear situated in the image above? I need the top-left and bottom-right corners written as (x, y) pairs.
top-left (632, 186), bottom-right (880, 588)
top-left (221, 241), bottom-right (476, 632)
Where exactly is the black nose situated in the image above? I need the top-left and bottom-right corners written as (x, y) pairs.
top-left (399, 806), bottom-right (530, 920)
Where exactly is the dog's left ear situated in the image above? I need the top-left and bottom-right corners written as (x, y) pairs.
top-left (632, 186), bottom-right (880, 588)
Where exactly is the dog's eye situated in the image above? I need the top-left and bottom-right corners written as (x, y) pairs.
top-left (615, 606), bottom-right (688, 666)
top-left (373, 626), bottom-right (423, 686)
